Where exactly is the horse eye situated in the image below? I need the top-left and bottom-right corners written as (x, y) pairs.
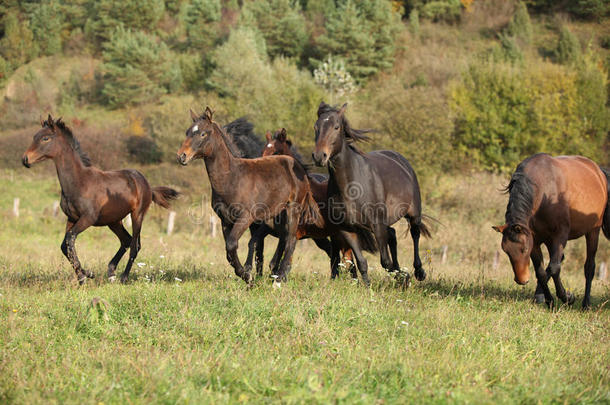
top-left (42, 136), bottom-right (50, 142)
top-left (200, 131), bottom-right (206, 137)
top-left (334, 125), bottom-right (340, 130)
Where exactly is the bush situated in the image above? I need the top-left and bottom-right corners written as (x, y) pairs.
top-left (450, 59), bottom-right (608, 171)
top-left (315, 0), bottom-right (403, 82)
top-left (0, 56), bottom-right (11, 88)
top-left (420, 0), bottom-right (461, 23)
top-left (240, 0), bottom-right (309, 60)
top-left (126, 136), bottom-right (162, 164)
top-left (0, 11), bottom-right (38, 67)
top-left (555, 26), bottom-right (581, 65)
top-left (100, 27), bottom-right (179, 108)
top-left (506, 1), bottom-right (532, 44)
top-left (28, 1), bottom-right (63, 56)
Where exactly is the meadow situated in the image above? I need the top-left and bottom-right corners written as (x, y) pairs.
top-left (1, 166), bottom-right (608, 404)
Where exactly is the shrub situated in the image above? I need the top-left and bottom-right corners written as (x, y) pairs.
top-left (409, 8), bottom-right (420, 37)
top-left (450, 59), bottom-right (608, 171)
top-left (240, 0), bottom-right (309, 60)
top-left (0, 56), bottom-right (11, 88)
top-left (506, 1), bottom-right (532, 44)
top-left (28, 1), bottom-right (63, 56)
top-left (126, 136), bottom-right (162, 164)
top-left (100, 27), bottom-right (178, 108)
top-left (0, 11), bottom-right (38, 67)
top-left (420, 0), bottom-right (462, 23)
top-left (555, 26), bottom-right (581, 65)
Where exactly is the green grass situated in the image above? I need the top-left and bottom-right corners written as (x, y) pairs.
top-left (0, 170), bottom-right (609, 404)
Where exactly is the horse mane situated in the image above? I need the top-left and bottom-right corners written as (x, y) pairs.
top-left (503, 169), bottom-right (534, 228)
top-left (317, 103), bottom-right (374, 155)
top-left (223, 117), bottom-right (264, 158)
top-left (43, 118), bottom-right (92, 167)
top-left (205, 116), bottom-right (242, 158)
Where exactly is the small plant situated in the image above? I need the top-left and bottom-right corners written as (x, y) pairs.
top-left (313, 55), bottom-right (357, 104)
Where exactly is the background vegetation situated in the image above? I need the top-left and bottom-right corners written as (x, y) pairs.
top-left (0, 0), bottom-right (609, 402)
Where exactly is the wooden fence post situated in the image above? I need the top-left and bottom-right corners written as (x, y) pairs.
top-left (492, 250), bottom-right (500, 270)
top-left (52, 201), bottom-right (60, 217)
top-left (13, 198), bottom-right (19, 217)
top-left (167, 211), bottom-right (176, 235)
top-left (209, 214), bottom-right (218, 238)
top-left (597, 262), bottom-right (607, 281)
top-left (441, 245), bottom-right (448, 264)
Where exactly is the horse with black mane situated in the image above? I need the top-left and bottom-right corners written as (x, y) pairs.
top-left (493, 153), bottom-right (610, 309)
top-left (22, 115), bottom-right (179, 284)
top-left (177, 107), bottom-right (322, 285)
top-left (312, 102), bottom-right (431, 286)
top-left (262, 127), bottom-right (381, 279)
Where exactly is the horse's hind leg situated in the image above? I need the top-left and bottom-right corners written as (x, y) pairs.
top-left (61, 218), bottom-right (94, 284)
top-left (409, 220), bottom-right (426, 281)
top-left (340, 231), bottom-right (370, 287)
top-left (582, 228), bottom-right (600, 309)
top-left (387, 227), bottom-right (400, 271)
top-left (107, 221), bottom-right (132, 282)
top-left (120, 213), bottom-right (143, 284)
top-left (342, 248), bottom-right (358, 279)
top-left (372, 223), bottom-right (392, 270)
top-left (245, 223), bottom-right (268, 277)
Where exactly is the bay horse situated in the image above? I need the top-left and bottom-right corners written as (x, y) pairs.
top-left (262, 128), bottom-right (379, 279)
top-left (312, 102), bottom-right (431, 286)
top-left (22, 115), bottom-right (179, 284)
top-left (493, 153), bottom-right (610, 309)
top-left (177, 107), bottom-right (322, 285)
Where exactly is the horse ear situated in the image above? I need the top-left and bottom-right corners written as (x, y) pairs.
top-left (338, 103), bottom-right (348, 116)
top-left (278, 128), bottom-right (287, 142)
top-left (492, 224), bottom-right (507, 233)
top-left (47, 114), bottom-right (54, 128)
top-left (204, 106), bottom-right (214, 121)
top-left (40, 115), bottom-right (44, 127)
top-left (317, 101), bottom-right (327, 116)
top-left (190, 108), bottom-right (198, 122)
top-left (265, 131), bottom-right (272, 142)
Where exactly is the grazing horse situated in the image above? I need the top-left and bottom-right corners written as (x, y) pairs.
top-left (261, 128), bottom-right (375, 279)
top-left (177, 107), bottom-right (322, 285)
top-left (493, 153), bottom-right (610, 309)
top-left (22, 115), bottom-right (179, 283)
top-left (312, 102), bottom-right (431, 286)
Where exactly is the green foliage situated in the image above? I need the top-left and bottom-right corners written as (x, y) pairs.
top-left (420, 0), bottom-right (461, 23)
top-left (100, 27), bottom-right (179, 108)
top-left (313, 55), bottom-right (356, 104)
top-left (85, 0), bottom-right (166, 46)
top-left (556, 26), bottom-right (581, 65)
top-left (0, 55), bottom-right (11, 87)
top-left (240, 0), bottom-right (308, 60)
top-left (315, 0), bottom-right (402, 82)
top-left (569, 0), bottom-right (610, 20)
top-left (506, 1), bottom-right (532, 44)
top-left (450, 59), bottom-right (608, 171)
top-left (126, 136), bottom-right (163, 164)
top-left (0, 11), bottom-right (38, 66)
top-left (209, 27), bottom-right (324, 150)
top-left (183, 0), bottom-right (221, 51)
top-left (409, 8), bottom-right (420, 37)
top-left (28, 1), bottom-right (63, 56)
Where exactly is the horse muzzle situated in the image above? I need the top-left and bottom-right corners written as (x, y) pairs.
top-left (22, 155), bottom-right (31, 168)
top-left (312, 151), bottom-right (329, 167)
top-left (177, 152), bottom-right (190, 166)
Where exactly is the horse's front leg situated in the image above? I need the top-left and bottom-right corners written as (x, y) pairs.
top-left (372, 222), bottom-right (392, 271)
top-left (530, 244), bottom-right (546, 304)
top-left (61, 217), bottom-right (95, 284)
top-left (339, 230), bottom-right (370, 287)
top-left (545, 238), bottom-right (573, 306)
top-left (245, 223), bottom-right (268, 277)
top-left (222, 216), bottom-right (253, 285)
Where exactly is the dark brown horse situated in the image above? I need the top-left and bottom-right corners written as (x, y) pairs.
top-left (312, 102), bottom-right (431, 286)
top-left (262, 128), bottom-right (369, 278)
top-left (177, 107), bottom-right (322, 285)
top-left (22, 115), bottom-right (178, 284)
top-left (493, 153), bottom-right (610, 309)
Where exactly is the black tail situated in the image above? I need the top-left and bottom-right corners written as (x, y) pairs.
top-left (152, 186), bottom-right (179, 209)
top-left (357, 228), bottom-right (378, 253)
top-left (601, 167), bottom-right (610, 240)
top-left (404, 214), bottom-right (437, 239)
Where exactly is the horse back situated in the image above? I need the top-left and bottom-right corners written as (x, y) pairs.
top-left (526, 154), bottom-right (607, 238)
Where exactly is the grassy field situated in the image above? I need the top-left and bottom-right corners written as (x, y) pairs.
top-left (0, 168), bottom-right (609, 404)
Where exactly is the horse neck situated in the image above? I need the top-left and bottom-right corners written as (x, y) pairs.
top-left (52, 142), bottom-right (87, 196)
top-left (328, 140), bottom-right (362, 197)
top-left (203, 125), bottom-right (238, 194)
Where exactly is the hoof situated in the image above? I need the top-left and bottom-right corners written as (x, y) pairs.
top-left (534, 293), bottom-right (545, 304)
top-left (120, 274), bottom-right (129, 284)
top-left (77, 276), bottom-right (87, 285)
top-left (272, 280), bottom-right (282, 289)
top-left (395, 271), bottom-right (411, 289)
top-left (566, 292), bottom-right (575, 306)
top-left (414, 268), bottom-right (426, 281)
top-left (108, 275), bottom-right (117, 283)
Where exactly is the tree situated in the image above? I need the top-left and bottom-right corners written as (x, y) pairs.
top-left (100, 27), bottom-right (178, 108)
top-left (556, 26), bottom-right (581, 65)
top-left (240, 0), bottom-right (308, 59)
top-left (184, 0), bottom-right (222, 51)
top-left (315, 0), bottom-right (402, 82)
top-left (28, 1), bottom-right (63, 56)
top-left (0, 11), bottom-right (38, 67)
top-left (85, 0), bottom-right (165, 46)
